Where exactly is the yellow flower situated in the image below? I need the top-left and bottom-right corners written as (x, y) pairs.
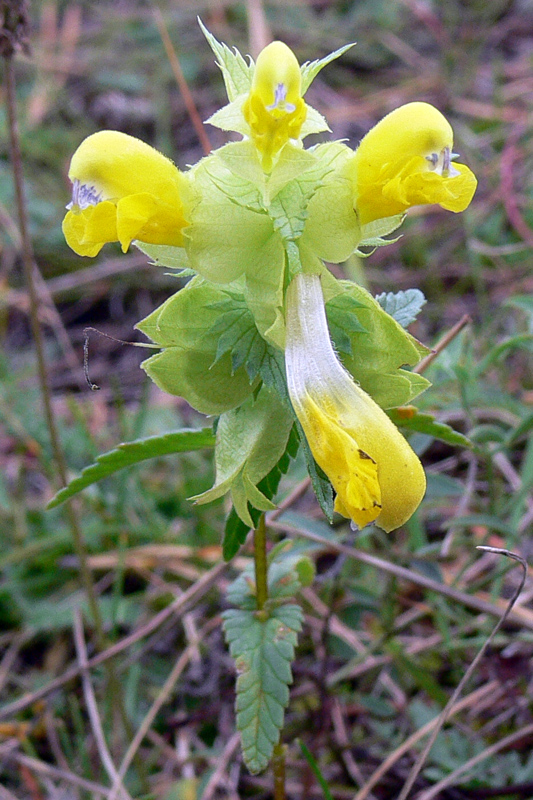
top-left (285, 273), bottom-right (426, 532)
top-left (350, 102), bottom-right (477, 225)
top-left (63, 130), bottom-right (188, 257)
top-left (242, 41), bottom-right (307, 172)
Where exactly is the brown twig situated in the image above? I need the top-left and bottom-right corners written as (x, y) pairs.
top-left (73, 610), bottom-right (132, 800)
top-left (396, 547), bottom-right (528, 800)
top-left (270, 518), bottom-right (533, 630)
top-left (108, 617), bottom-right (219, 800)
top-left (153, 6), bottom-right (211, 156)
top-left (414, 314), bottom-right (472, 374)
top-left (0, 559), bottom-right (228, 720)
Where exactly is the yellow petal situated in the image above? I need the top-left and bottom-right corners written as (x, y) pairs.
top-left (62, 210), bottom-right (104, 257)
top-left (81, 201), bottom-right (118, 244)
top-left (69, 130), bottom-right (184, 209)
top-left (64, 130), bottom-right (188, 256)
top-left (302, 395), bottom-right (382, 529)
top-left (285, 272), bottom-right (426, 532)
top-left (243, 41), bottom-right (307, 172)
top-left (350, 102), bottom-right (477, 224)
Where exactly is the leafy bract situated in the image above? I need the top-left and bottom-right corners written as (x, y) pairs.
top-left (199, 19), bottom-right (253, 102)
top-left (325, 279), bottom-right (431, 409)
top-left (135, 242), bottom-right (192, 273)
top-left (222, 427), bottom-right (298, 560)
top-left (354, 214), bottom-right (405, 256)
top-left (299, 142), bottom-right (361, 263)
top-left (300, 43), bottom-right (355, 94)
top-left (326, 293), bottom-right (366, 356)
top-left (191, 387), bottom-right (294, 526)
top-left (136, 277), bottom-right (255, 415)
top-left (387, 407), bottom-right (473, 449)
top-left (376, 288), bottom-right (427, 328)
top-left (47, 429), bottom-right (215, 509)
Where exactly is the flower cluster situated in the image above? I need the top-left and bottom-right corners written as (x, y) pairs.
top-left (63, 28), bottom-right (476, 532)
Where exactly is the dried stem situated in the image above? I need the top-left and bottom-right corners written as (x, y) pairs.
top-left (3, 44), bottom-right (104, 644)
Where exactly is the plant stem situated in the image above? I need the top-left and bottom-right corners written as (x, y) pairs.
top-left (253, 517), bottom-right (287, 798)
top-left (273, 743), bottom-right (287, 800)
top-left (253, 514), bottom-right (269, 610)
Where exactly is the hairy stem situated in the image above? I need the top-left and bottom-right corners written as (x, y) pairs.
top-left (253, 514), bottom-right (269, 610)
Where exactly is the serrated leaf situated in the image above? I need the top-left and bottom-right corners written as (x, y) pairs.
top-left (259, 347), bottom-right (291, 407)
top-left (199, 19), bottom-right (253, 102)
top-left (47, 429), bottom-right (215, 509)
top-left (387, 407), bottom-right (473, 448)
top-left (222, 604), bottom-right (303, 774)
top-left (375, 289), bottom-right (427, 328)
top-left (300, 43), bottom-right (355, 94)
top-left (208, 299), bottom-right (268, 380)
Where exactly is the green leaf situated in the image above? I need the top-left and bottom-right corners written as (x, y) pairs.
top-left (208, 298), bottom-right (268, 380)
top-left (199, 19), bottom-right (253, 102)
top-left (222, 603), bottom-right (303, 774)
top-left (354, 214), bottom-right (405, 256)
top-left (327, 279), bottom-right (431, 409)
top-left (47, 429), bottom-right (215, 509)
top-left (300, 43), bottom-right (355, 94)
top-left (259, 347), bottom-right (291, 407)
top-left (191, 387), bottom-right (293, 525)
top-left (134, 242), bottom-right (192, 273)
top-left (387, 407), bottom-right (473, 449)
top-left (326, 293), bottom-right (366, 356)
top-left (375, 289), bottom-right (427, 328)
top-left (299, 145), bottom-right (361, 264)
top-left (299, 741), bottom-right (334, 800)
top-left (222, 426), bottom-right (298, 560)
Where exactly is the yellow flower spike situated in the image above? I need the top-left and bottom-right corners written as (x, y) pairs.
top-left (243, 41), bottom-right (307, 172)
top-left (350, 102), bottom-right (477, 225)
top-left (285, 273), bottom-right (426, 532)
top-left (62, 130), bottom-right (188, 257)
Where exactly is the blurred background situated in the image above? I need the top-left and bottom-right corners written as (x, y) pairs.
top-left (2, 1), bottom-right (533, 798)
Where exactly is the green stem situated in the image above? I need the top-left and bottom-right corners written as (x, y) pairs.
top-left (273, 743), bottom-right (287, 800)
top-left (253, 517), bottom-right (287, 798)
top-left (253, 514), bottom-right (268, 610)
